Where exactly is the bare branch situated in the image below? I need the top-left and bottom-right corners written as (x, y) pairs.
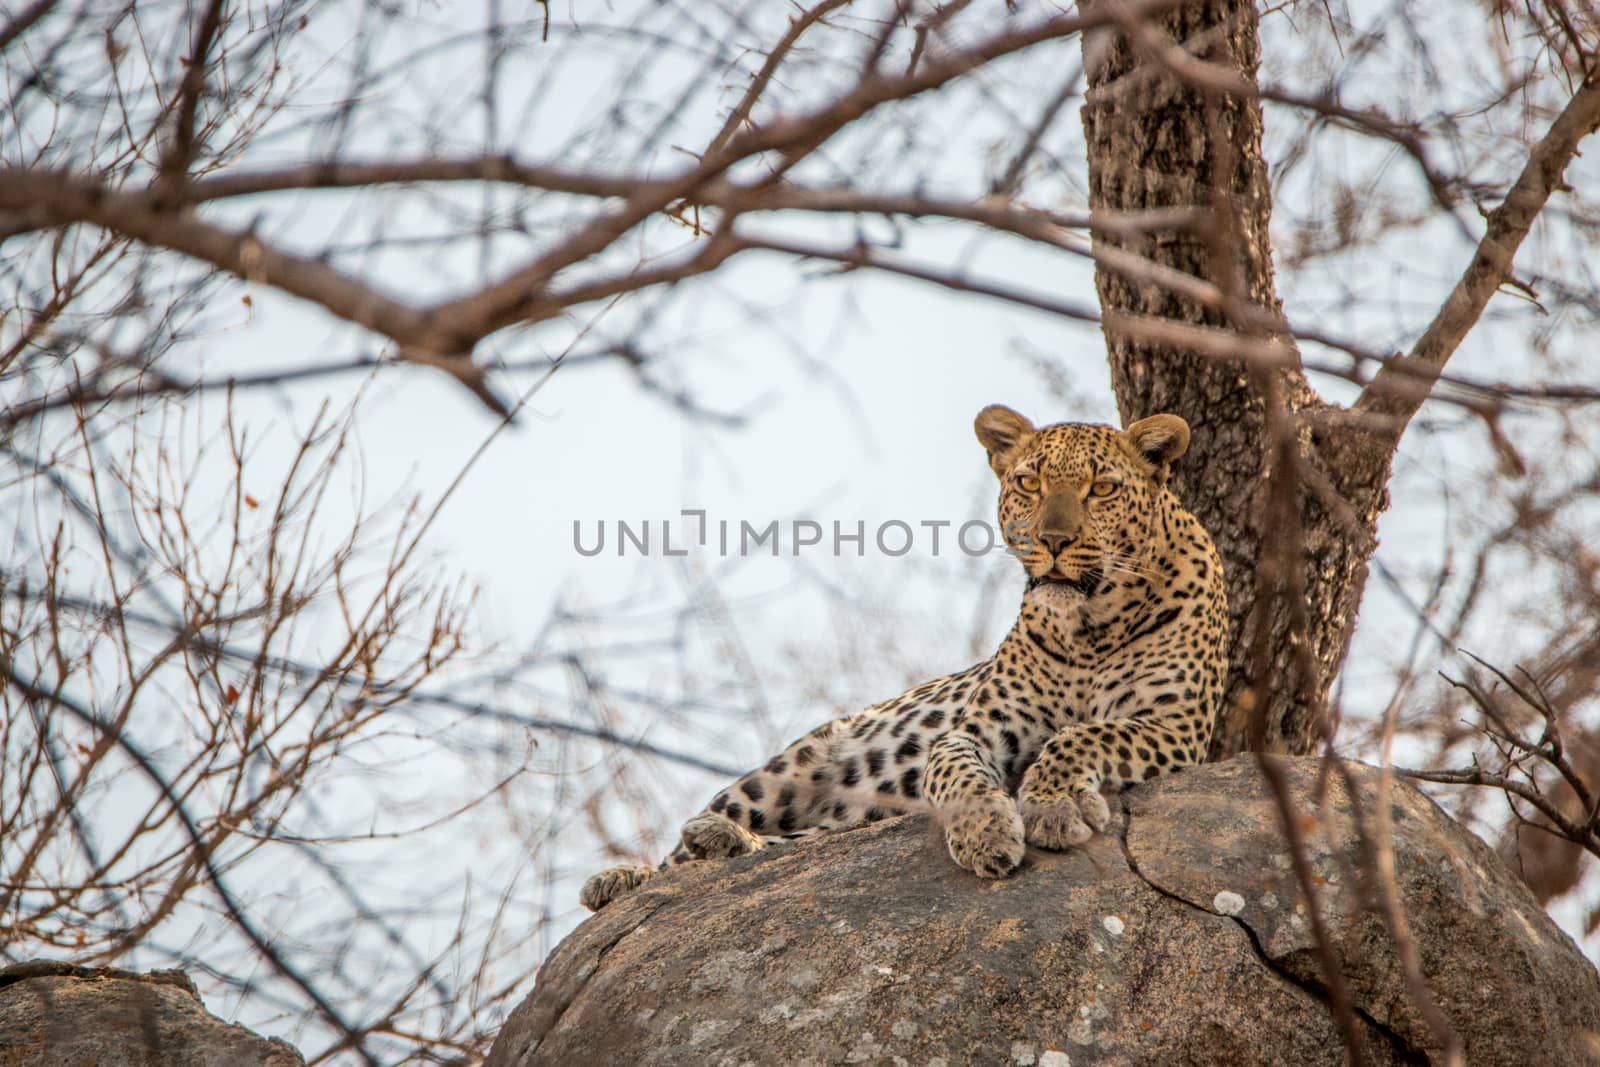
top-left (0, 169), bottom-right (509, 414)
top-left (0, 666), bottom-right (382, 1067)
top-left (0, 0), bottom-right (54, 54)
top-left (703, 0), bottom-right (854, 158)
top-left (427, 4), bottom-right (1163, 342)
top-left (153, 0), bottom-right (227, 202)
top-left (1356, 69), bottom-right (1600, 434)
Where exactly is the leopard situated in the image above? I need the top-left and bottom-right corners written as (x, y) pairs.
top-left (580, 404), bottom-right (1227, 911)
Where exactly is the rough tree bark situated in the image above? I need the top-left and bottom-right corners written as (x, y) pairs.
top-left (1078, 1), bottom-right (1600, 759)
top-left (1081, 0), bottom-right (1357, 759)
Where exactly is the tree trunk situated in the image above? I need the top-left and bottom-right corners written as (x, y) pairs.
top-left (1079, 0), bottom-right (1388, 759)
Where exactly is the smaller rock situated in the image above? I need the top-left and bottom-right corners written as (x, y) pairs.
top-left (0, 960), bottom-right (303, 1067)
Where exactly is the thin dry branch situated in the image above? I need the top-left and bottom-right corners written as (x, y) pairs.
top-left (703, 0), bottom-right (854, 157)
top-left (0, 0), bottom-right (54, 53)
top-left (0, 170), bottom-right (509, 414)
top-left (1399, 657), bottom-right (1600, 864)
top-left (1, 667), bottom-right (382, 1067)
top-left (735, 230), bottom-right (1300, 366)
top-left (153, 0), bottom-right (228, 203)
top-left (1355, 68), bottom-right (1600, 432)
top-left (1104, 2), bottom-right (1468, 210)
top-left (187, 158), bottom-right (650, 206)
top-left (426, 4), bottom-right (1167, 341)
top-left (1, 4), bottom-right (1175, 418)
top-left (1254, 754), bottom-right (1374, 1065)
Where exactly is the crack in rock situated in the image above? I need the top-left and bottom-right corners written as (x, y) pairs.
top-left (1112, 794), bottom-right (1429, 1065)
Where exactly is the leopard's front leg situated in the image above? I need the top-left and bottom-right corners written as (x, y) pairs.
top-left (580, 865), bottom-right (656, 911)
top-left (924, 729), bottom-right (1025, 878)
top-left (677, 811), bottom-right (766, 860)
top-left (1018, 708), bottom-right (1205, 850)
top-left (579, 810), bottom-right (766, 912)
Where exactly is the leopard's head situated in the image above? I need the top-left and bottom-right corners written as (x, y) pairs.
top-left (974, 405), bottom-right (1190, 596)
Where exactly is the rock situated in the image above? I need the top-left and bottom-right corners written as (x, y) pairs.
top-left (488, 758), bottom-right (1600, 1067)
top-left (0, 960), bottom-right (304, 1067)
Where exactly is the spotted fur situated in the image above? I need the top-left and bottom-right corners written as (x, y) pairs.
top-left (580, 406), bottom-right (1227, 910)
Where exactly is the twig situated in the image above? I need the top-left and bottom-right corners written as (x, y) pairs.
top-left (1, 665), bottom-right (382, 1067)
top-left (1355, 69), bottom-right (1600, 434)
top-left (153, 0), bottom-right (227, 204)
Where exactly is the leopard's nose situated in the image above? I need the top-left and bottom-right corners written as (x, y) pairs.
top-left (1038, 532), bottom-right (1076, 555)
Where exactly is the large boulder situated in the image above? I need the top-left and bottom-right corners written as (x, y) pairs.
top-left (0, 960), bottom-right (303, 1067)
top-left (489, 758), bottom-right (1600, 1066)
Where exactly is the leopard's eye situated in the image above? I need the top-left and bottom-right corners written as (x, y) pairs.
top-left (1016, 473), bottom-right (1041, 493)
top-left (1089, 480), bottom-right (1118, 498)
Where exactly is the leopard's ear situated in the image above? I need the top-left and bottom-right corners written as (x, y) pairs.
top-left (1125, 414), bottom-right (1190, 480)
top-left (975, 405), bottom-right (1037, 475)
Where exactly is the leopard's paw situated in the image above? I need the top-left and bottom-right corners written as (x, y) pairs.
top-left (580, 865), bottom-right (655, 912)
top-left (942, 792), bottom-right (1026, 878)
top-left (1019, 788), bottom-right (1110, 851)
top-left (681, 811), bottom-right (765, 860)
